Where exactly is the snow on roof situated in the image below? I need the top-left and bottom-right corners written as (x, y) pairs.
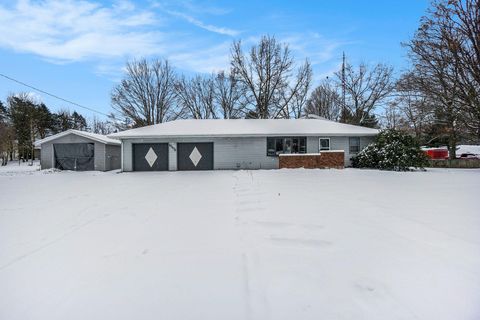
top-left (108, 119), bottom-right (379, 139)
top-left (35, 129), bottom-right (121, 147)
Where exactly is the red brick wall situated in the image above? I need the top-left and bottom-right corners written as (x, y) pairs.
top-left (279, 152), bottom-right (344, 169)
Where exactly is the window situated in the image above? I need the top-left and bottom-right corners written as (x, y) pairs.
top-left (349, 137), bottom-right (361, 154)
top-left (267, 137), bottom-right (306, 156)
top-left (319, 138), bottom-right (330, 151)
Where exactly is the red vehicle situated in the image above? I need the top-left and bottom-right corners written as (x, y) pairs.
top-left (424, 148), bottom-right (449, 159)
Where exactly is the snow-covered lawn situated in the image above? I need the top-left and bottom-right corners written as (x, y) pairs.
top-left (0, 160), bottom-right (40, 175)
top-left (0, 168), bottom-right (479, 320)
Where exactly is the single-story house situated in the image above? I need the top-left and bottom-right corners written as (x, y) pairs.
top-left (108, 118), bottom-right (378, 171)
top-left (35, 129), bottom-right (121, 171)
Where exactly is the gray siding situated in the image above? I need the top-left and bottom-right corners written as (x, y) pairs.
top-left (95, 143), bottom-right (106, 171)
top-left (307, 136), bottom-right (376, 166)
top-left (122, 137), bottom-right (278, 171)
top-left (40, 143), bottom-right (54, 170)
top-left (39, 133), bottom-right (121, 171)
top-left (105, 144), bottom-right (121, 171)
top-left (121, 135), bottom-right (376, 171)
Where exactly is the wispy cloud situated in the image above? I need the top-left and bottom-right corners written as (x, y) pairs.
top-left (164, 9), bottom-right (239, 36)
top-left (166, 0), bottom-right (232, 16)
top-left (170, 41), bottom-right (232, 74)
top-left (0, 0), bottom-right (163, 62)
top-left (0, 0), bottom-right (347, 81)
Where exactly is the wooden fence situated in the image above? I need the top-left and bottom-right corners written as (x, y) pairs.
top-left (427, 159), bottom-right (480, 168)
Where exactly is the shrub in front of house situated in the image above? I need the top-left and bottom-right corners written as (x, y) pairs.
top-left (352, 129), bottom-right (428, 171)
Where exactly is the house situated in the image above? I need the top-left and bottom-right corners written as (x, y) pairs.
top-left (35, 129), bottom-right (121, 171)
top-left (108, 118), bottom-right (378, 171)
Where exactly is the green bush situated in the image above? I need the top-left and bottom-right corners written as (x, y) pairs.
top-left (352, 129), bottom-right (428, 171)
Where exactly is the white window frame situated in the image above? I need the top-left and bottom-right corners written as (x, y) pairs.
top-left (319, 138), bottom-right (330, 151)
top-left (349, 137), bottom-right (361, 154)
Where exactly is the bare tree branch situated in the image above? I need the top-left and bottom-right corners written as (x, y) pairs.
top-left (111, 58), bottom-right (178, 128)
top-left (230, 35), bottom-right (312, 118)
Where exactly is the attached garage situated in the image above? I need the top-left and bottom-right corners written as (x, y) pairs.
top-left (177, 142), bottom-right (213, 170)
top-left (35, 129), bottom-right (121, 171)
top-left (108, 119), bottom-right (379, 171)
top-left (133, 143), bottom-right (169, 171)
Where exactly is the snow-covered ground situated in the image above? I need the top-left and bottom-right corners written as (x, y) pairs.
top-left (457, 145), bottom-right (480, 156)
top-left (0, 160), bottom-right (40, 175)
top-left (0, 168), bottom-right (479, 320)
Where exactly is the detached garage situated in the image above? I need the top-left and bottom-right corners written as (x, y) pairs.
top-left (35, 129), bottom-right (121, 171)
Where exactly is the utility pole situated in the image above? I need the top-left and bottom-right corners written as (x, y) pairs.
top-left (341, 52), bottom-right (346, 123)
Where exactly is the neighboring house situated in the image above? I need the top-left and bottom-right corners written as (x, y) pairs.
top-left (35, 129), bottom-right (121, 171)
top-left (108, 119), bottom-right (378, 171)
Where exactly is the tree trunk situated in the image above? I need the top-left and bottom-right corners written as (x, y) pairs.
top-left (449, 131), bottom-right (457, 160)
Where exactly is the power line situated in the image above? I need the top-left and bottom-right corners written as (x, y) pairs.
top-left (0, 73), bottom-right (110, 117)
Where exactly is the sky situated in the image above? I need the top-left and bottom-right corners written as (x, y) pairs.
top-left (0, 0), bottom-right (430, 120)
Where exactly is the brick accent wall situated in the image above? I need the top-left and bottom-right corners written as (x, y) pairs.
top-left (279, 151), bottom-right (344, 169)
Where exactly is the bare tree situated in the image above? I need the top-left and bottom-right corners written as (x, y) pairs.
top-left (0, 101), bottom-right (13, 165)
top-left (213, 70), bottom-right (249, 119)
top-left (394, 72), bottom-right (434, 142)
top-left (404, 2), bottom-right (467, 158)
top-left (279, 60), bottom-right (313, 118)
top-left (175, 75), bottom-right (216, 119)
top-left (304, 79), bottom-right (342, 121)
top-left (382, 101), bottom-right (410, 130)
top-left (434, 0), bottom-right (480, 139)
top-left (111, 58), bottom-right (178, 128)
top-left (335, 62), bottom-right (394, 127)
top-left (230, 35), bottom-right (312, 118)
top-left (89, 116), bottom-right (115, 135)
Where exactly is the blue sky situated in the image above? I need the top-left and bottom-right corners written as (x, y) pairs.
top-left (0, 0), bottom-right (430, 119)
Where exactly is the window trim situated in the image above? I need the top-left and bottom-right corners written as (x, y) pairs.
top-left (266, 136), bottom-right (307, 157)
top-left (319, 138), bottom-right (330, 151)
top-left (349, 137), bottom-right (361, 154)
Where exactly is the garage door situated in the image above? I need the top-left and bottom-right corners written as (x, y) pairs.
top-left (133, 143), bottom-right (169, 171)
top-left (177, 143), bottom-right (213, 170)
top-left (54, 143), bottom-right (94, 171)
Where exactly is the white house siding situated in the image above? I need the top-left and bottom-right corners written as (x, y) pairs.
top-left (39, 133), bottom-right (109, 171)
top-left (121, 135), bottom-right (376, 171)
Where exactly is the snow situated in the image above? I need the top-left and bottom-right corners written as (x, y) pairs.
top-left (0, 160), bottom-right (41, 175)
top-left (0, 168), bottom-right (479, 320)
top-left (279, 150), bottom-right (343, 156)
top-left (35, 129), bottom-right (120, 147)
top-left (456, 145), bottom-right (480, 156)
top-left (108, 119), bottom-right (379, 139)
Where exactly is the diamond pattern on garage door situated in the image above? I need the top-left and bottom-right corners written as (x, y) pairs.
top-left (189, 147), bottom-right (202, 167)
top-left (177, 143), bottom-right (213, 170)
top-left (145, 147), bottom-right (158, 167)
top-left (133, 143), bottom-right (168, 171)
